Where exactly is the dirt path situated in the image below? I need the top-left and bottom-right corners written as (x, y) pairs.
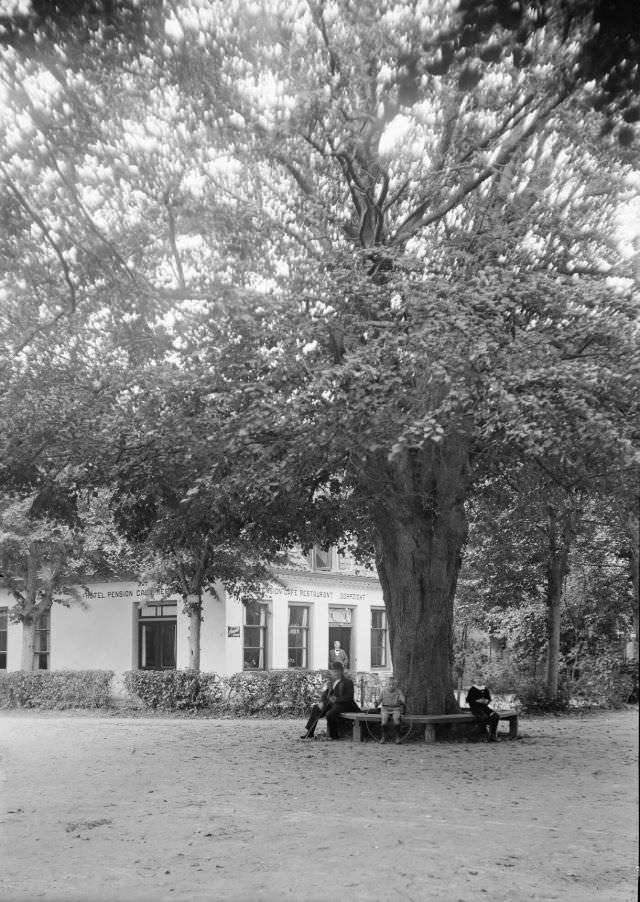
top-left (0, 709), bottom-right (637, 902)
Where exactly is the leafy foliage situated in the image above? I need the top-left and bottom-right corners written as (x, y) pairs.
top-left (122, 669), bottom-right (225, 712)
top-left (0, 669), bottom-right (114, 708)
top-left (123, 668), bottom-right (330, 715)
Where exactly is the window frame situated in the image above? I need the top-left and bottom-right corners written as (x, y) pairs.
top-left (0, 607), bottom-right (7, 670)
top-left (287, 604), bottom-right (310, 669)
top-left (33, 609), bottom-right (51, 671)
top-left (243, 601), bottom-right (268, 670)
top-left (138, 604), bottom-right (177, 671)
top-left (304, 545), bottom-right (333, 571)
top-left (370, 607), bottom-right (389, 669)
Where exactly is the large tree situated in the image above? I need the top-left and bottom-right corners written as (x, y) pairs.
top-left (1, 2), bottom-right (638, 709)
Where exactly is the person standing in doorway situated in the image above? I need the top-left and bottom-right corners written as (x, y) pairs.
top-left (329, 639), bottom-right (349, 669)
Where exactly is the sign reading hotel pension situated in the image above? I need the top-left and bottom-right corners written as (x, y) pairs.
top-left (81, 586), bottom-right (176, 601)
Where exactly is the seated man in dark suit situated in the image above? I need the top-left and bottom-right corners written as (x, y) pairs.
top-left (466, 682), bottom-right (500, 742)
top-left (301, 661), bottom-right (360, 740)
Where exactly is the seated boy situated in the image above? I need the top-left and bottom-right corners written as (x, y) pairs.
top-left (375, 675), bottom-right (406, 744)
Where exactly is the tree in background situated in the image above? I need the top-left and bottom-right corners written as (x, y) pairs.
top-left (107, 368), bottom-right (277, 671)
top-left (458, 481), bottom-right (636, 700)
top-left (0, 488), bottom-right (134, 670)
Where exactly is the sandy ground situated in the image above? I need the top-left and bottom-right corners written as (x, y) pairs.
top-left (0, 709), bottom-right (637, 902)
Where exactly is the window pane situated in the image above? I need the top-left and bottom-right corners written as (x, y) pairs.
top-left (289, 606), bottom-right (308, 626)
top-left (161, 623), bottom-right (177, 669)
top-left (288, 629), bottom-right (307, 668)
top-left (314, 547), bottom-right (331, 570)
top-left (0, 607), bottom-right (6, 669)
top-left (244, 647), bottom-right (264, 669)
top-left (371, 609), bottom-right (387, 667)
top-left (141, 623), bottom-right (155, 668)
top-left (244, 626), bottom-right (262, 647)
top-left (288, 646), bottom-right (305, 668)
top-left (245, 603), bottom-right (265, 626)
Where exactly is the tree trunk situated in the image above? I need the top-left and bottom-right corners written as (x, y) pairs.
top-left (19, 550), bottom-right (41, 671)
top-left (546, 506), bottom-right (570, 698)
top-left (185, 593), bottom-right (202, 672)
top-left (628, 499), bottom-right (639, 661)
top-left (20, 616), bottom-right (36, 671)
top-left (369, 440), bottom-right (469, 714)
top-left (546, 562), bottom-right (564, 698)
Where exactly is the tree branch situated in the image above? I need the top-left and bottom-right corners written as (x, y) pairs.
top-left (1, 167), bottom-right (77, 312)
top-left (391, 91), bottom-right (570, 246)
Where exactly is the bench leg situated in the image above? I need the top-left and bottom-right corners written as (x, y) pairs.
top-left (352, 719), bottom-right (363, 742)
top-left (508, 716), bottom-right (518, 740)
top-left (423, 724), bottom-right (436, 744)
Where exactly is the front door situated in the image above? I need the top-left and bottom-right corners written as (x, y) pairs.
top-left (139, 619), bottom-right (177, 670)
top-left (328, 626), bottom-right (352, 669)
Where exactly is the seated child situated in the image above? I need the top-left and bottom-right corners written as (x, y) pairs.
top-left (375, 676), bottom-right (406, 744)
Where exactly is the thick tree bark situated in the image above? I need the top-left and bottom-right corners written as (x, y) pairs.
top-left (369, 439), bottom-right (469, 714)
top-left (18, 551), bottom-right (51, 671)
top-left (545, 560), bottom-right (564, 698)
top-left (628, 501), bottom-right (639, 661)
top-left (20, 617), bottom-right (36, 671)
top-left (185, 593), bottom-right (202, 672)
top-left (546, 506), bottom-right (570, 698)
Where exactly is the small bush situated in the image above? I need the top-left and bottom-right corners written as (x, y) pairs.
top-left (0, 670), bottom-right (114, 709)
top-left (122, 670), bottom-right (224, 711)
top-left (262, 669), bottom-right (330, 716)
top-left (567, 658), bottom-right (638, 708)
top-left (514, 679), bottom-right (570, 713)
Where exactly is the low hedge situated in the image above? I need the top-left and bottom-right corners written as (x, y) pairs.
top-left (122, 670), bottom-right (225, 711)
top-left (123, 668), bottom-right (332, 714)
top-left (0, 670), bottom-right (114, 709)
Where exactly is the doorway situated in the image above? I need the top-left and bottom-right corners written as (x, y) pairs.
top-left (328, 626), bottom-right (352, 669)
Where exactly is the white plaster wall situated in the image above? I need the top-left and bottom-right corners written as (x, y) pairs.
top-left (310, 598), bottom-right (329, 671)
top-left (225, 594), bottom-right (244, 674)
top-left (199, 589), bottom-right (227, 674)
top-left (49, 582), bottom-right (152, 695)
top-left (269, 596), bottom-right (288, 669)
top-left (175, 600), bottom-right (190, 671)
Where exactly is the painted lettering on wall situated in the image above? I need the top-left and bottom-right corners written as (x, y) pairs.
top-left (83, 587), bottom-right (158, 600)
top-left (267, 587), bottom-right (335, 599)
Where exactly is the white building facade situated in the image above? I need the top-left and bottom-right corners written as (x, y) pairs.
top-left (0, 547), bottom-right (390, 692)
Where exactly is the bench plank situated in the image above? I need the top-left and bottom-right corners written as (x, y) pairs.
top-left (340, 710), bottom-right (519, 742)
